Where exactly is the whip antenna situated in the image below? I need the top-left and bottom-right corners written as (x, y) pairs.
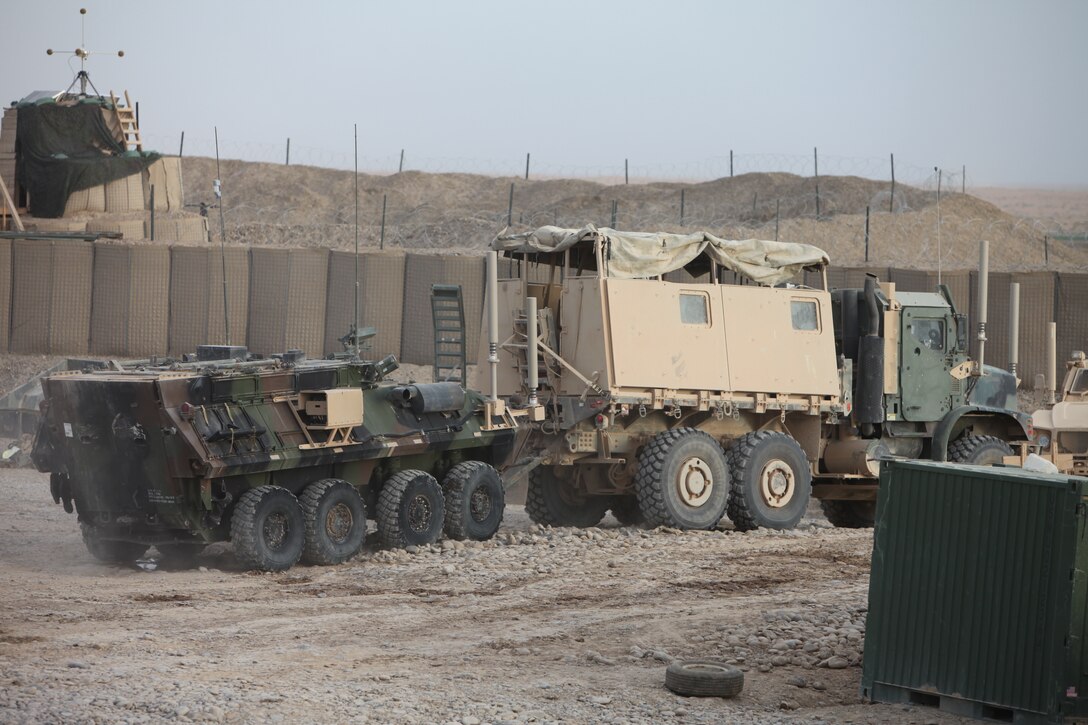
top-left (214, 127), bottom-right (231, 345)
top-left (354, 123), bottom-right (360, 359)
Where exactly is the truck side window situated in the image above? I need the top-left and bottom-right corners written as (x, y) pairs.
top-left (679, 293), bottom-right (709, 325)
top-left (909, 319), bottom-right (945, 351)
top-left (790, 300), bottom-right (819, 331)
top-left (1070, 369), bottom-right (1088, 395)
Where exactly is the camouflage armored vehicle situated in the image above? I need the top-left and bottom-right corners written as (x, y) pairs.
top-left (32, 345), bottom-right (519, 571)
top-left (478, 226), bottom-right (1029, 532)
top-left (1005, 350), bottom-right (1088, 476)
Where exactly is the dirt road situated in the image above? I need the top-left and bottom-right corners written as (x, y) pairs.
top-left (0, 469), bottom-right (964, 724)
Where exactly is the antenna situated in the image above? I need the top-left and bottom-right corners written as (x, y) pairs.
top-left (46, 8), bottom-right (125, 98)
top-left (214, 127), bottom-right (231, 345)
top-left (353, 123), bottom-right (361, 359)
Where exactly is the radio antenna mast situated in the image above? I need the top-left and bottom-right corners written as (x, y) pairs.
top-left (353, 123), bottom-right (361, 359)
top-left (214, 127), bottom-right (231, 345)
top-left (46, 8), bottom-right (125, 98)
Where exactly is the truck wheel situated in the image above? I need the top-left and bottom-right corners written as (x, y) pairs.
top-left (443, 461), bottom-right (505, 541)
top-left (665, 659), bottom-right (744, 697)
top-left (610, 495), bottom-right (645, 526)
top-left (156, 543), bottom-right (205, 569)
top-left (81, 523), bottom-right (148, 564)
top-left (726, 431), bottom-right (811, 531)
top-left (230, 485), bottom-right (305, 572)
top-left (635, 428), bottom-right (730, 530)
top-left (377, 470), bottom-right (445, 548)
top-left (526, 466), bottom-right (608, 528)
top-left (948, 434), bottom-right (1014, 466)
top-left (300, 479), bottom-right (367, 565)
top-left (819, 500), bottom-right (876, 528)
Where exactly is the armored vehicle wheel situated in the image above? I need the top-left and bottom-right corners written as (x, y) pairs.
top-left (230, 486), bottom-right (305, 572)
top-left (665, 659), bottom-right (744, 698)
top-left (442, 461), bottom-right (505, 541)
top-left (819, 500), bottom-right (876, 528)
top-left (609, 495), bottom-right (645, 527)
top-left (948, 434), bottom-right (1014, 466)
top-left (300, 479), bottom-right (367, 565)
top-left (377, 470), bottom-right (445, 549)
top-left (81, 523), bottom-right (148, 564)
top-left (635, 428), bottom-right (730, 530)
top-left (726, 431), bottom-right (811, 532)
top-left (156, 543), bottom-right (205, 569)
top-left (526, 466), bottom-right (609, 528)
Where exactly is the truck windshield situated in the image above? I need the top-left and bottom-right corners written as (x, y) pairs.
top-left (1070, 368), bottom-right (1088, 395)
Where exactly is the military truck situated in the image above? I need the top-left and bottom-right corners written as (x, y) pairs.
top-left (1005, 350), bottom-right (1088, 476)
top-left (479, 226), bottom-right (1029, 531)
top-left (32, 345), bottom-right (520, 571)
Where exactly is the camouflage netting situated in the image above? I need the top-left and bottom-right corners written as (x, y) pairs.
top-left (15, 99), bottom-right (159, 218)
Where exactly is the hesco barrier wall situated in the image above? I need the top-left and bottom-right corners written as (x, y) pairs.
top-left (0, 238), bottom-right (1086, 385)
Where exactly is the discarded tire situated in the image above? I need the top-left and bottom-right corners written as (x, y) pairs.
top-left (664, 659), bottom-right (744, 698)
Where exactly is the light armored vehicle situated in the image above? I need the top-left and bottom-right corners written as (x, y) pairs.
top-left (1006, 350), bottom-right (1088, 476)
top-left (33, 345), bottom-right (519, 570)
top-left (479, 226), bottom-right (1029, 531)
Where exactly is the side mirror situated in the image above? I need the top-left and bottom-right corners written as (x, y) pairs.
top-left (955, 313), bottom-right (969, 352)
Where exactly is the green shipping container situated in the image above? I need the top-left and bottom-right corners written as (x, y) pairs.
top-left (863, 460), bottom-right (1088, 724)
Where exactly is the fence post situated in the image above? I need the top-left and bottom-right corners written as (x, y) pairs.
top-left (178, 131), bottom-right (184, 157)
top-left (889, 153), bottom-right (896, 213)
top-left (625, 158), bottom-right (629, 185)
top-left (729, 150), bottom-right (734, 177)
top-left (285, 138), bottom-right (290, 166)
top-left (399, 149), bottom-right (404, 173)
top-left (962, 164), bottom-right (966, 194)
top-left (775, 199), bottom-right (780, 241)
top-left (680, 189), bottom-right (685, 227)
top-left (610, 200), bottom-right (617, 228)
top-left (525, 153), bottom-right (530, 180)
top-left (1045, 234), bottom-right (1049, 266)
top-left (149, 185), bottom-right (155, 241)
top-left (379, 193), bottom-right (387, 250)
top-left (752, 191), bottom-right (758, 218)
top-left (864, 205), bottom-right (870, 262)
top-left (507, 183), bottom-right (514, 226)
top-left (813, 146), bottom-right (820, 219)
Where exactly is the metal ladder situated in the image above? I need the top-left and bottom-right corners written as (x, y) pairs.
top-left (431, 284), bottom-right (466, 383)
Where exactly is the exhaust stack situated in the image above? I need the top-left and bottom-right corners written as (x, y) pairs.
top-left (526, 296), bottom-right (539, 408)
top-left (486, 251), bottom-right (499, 403)
top-left (976, 240), bottom-right (989, 374)
top-left (1008, 282), bottom-right (1020, 379)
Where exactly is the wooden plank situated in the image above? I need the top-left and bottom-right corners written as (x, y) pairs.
top-left (0, 173), bottom-right (23, 231)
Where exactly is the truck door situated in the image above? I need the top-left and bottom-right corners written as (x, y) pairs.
top-left (900, 309), bottom-right (952, 421)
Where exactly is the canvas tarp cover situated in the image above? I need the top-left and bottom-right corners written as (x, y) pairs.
top-left (16, 101), bottom-right (160, 218)
top-left (492, 225), bottom-right (829, 286)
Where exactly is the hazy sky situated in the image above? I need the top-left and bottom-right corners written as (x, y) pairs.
top-left (4, 1), bottom-right (1086, 186)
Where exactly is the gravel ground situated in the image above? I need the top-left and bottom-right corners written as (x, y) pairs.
top-left (0, 468), bottom-right (969, 724)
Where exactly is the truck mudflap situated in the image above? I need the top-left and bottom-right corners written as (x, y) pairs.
top-left (931, 405), bottom-right (1032, 462)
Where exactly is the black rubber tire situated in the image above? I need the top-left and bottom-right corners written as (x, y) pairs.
top-left (230, 485), bottom-right (305, 572)
top-left (635, 428), bottom-right (730, 530)
top-left (525, 466), bottom-right (608, 528)
top-left (81, 523), bottom-right (148, 564)
top-left (726, 431), bottom-right (811, 532)
top-left (155, 543), bottom-right (205, 569)
top-left (948, 434), bottom-right (1014, 466)
top-left (609, 495), bottom-right (645, 527)
top-left (377, 470), bottom-right (445, 549)
top-left (300, 478), bottom-right (367, 565)
top-left (820, 500), bottom-right (876, 528)
top-left (665, 659), bottom-right (744, 698)
top-left (442, 461), bottom-right (505, 541)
